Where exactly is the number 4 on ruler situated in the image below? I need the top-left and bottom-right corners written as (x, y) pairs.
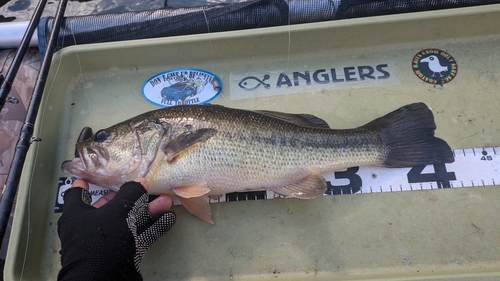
top-left (407, 164), bottom-right (457, 188)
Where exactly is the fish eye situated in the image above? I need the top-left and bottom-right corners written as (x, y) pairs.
top-left (94, 130), bottom-right (109, 142)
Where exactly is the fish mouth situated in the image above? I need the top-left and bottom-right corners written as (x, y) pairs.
top-left (68, 126), bottom-right (111, 173)
top-left (81, 145), bottom-right (110, 172)
top-left (75, 127), bottom-right (93, 158)
top-left (62, 142), bottom-right (110, 175)
top-left (61, 157), bottom-right (84, 175)
top-left (62, 127), bottom-right (94, 175)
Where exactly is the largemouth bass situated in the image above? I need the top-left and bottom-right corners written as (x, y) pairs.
top-left (62, 103), bottom-right (454, 223)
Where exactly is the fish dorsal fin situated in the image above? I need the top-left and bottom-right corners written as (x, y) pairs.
top-left (172, 182), bottom-right (210, 198)
top-left (173, 184), bottom-right (213, 224)
top-left (256, 110), bottom-right (330, 129)
top-left (270, 172), bottom-right (327, 199)
top-left (163, 128), bottom-right (217, 162)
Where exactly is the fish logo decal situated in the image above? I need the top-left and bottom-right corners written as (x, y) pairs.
top-left (142, 69), bottom-right (223, 107)
top-left (238, 74), bottom-right (271, 91)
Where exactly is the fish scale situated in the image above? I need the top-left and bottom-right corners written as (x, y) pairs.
top-left (145, 106), bottom-right (383, 193)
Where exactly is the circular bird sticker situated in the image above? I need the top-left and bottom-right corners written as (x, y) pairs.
top-left (412, 49), bottom-right (457, 84)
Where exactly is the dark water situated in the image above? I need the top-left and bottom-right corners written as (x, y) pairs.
top-left (0, 0), bottom-right (236, 22)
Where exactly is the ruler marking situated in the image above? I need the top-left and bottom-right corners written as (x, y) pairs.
top-left (56, 146), bottom-right (500, 209)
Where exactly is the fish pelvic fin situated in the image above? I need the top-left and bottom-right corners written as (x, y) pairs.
top-left (173, 182), bottom-right (210, 198)
top-left (176, 194), bottom-right (213, 224)
top-left (364, 102), bottom-right (454, 167)
top-left (270, 172), bottom-right (327, 199)
top-left (164, 128), bottom-right (217, 162)
top-left (173, 182), bottom-right (213, 224)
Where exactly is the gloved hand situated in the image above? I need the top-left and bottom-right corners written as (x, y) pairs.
top-left (57, 179), bottom-right (176, 281)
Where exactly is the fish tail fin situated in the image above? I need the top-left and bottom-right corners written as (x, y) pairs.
top-left (364, 103), bottom-right (454, 168)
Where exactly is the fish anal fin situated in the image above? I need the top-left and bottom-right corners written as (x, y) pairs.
top-left (173, 182), bottom-right (210, 198)
top-left (164, 128), bottom-right (217, 162)
top-left (270, 172), bottom-right (327, 199)
top-left (256, 110), bottom-right (330, 129)
top-left (176, 195), bottom-right (213, 224)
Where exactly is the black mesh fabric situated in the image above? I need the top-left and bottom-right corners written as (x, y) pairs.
top-left (335, 0), bottom-right (500, 19)
top-left (38, 0), bottom-right (290, 55)
top-left (37, 0), bottom-right (500, 55)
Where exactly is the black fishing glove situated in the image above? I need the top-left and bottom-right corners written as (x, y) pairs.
top-left (57, 181), bottom-right (176, 281)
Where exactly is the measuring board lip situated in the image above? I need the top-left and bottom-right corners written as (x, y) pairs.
top-left (55, 146), bottom-right (500, 210)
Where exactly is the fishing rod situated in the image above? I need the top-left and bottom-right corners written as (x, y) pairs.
top-left (0, 0), bottom-right (47, 113)
top-left (0, 0), bottom-right (69, 249)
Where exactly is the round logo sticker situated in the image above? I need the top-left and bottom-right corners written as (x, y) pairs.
top-left (412, 49), bottom-right (457, 84)
top-left (142, 69), bottom-right (222, 107)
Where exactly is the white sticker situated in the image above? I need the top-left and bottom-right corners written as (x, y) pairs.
top-left (55, 177), bottom-right (111, 212)
top-left (230, 57), bottom-right (400, 100)
top-left (142, 68), bottom-right (222, 107)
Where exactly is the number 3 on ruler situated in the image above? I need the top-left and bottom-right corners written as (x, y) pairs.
top-left (326, 167), bottom-right (362, 194)
top-left (407, 164), bottom-right (456, 188)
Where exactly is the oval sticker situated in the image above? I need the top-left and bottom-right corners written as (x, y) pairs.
top-left (142, 68), bottom-right (222, 107)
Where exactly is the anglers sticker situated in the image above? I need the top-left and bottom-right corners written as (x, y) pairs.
top-left (229, 56), bottom-right (400, 100)
top-left (412, 49), bottom-right (458, 84)
top-left (142, 69), bottom-right (222, 107)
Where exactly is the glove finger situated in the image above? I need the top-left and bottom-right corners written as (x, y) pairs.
top-left (130, 194), bottom-right (173, 231)
top-left (137, 211), bottom-right (176, 248)
top-left (132, 211), bottom-right (176, 272)
top-left (135, 206), bottom-right (152, 231)
top-left (105, 181), bottom-right (148, 214)
top-left (62, 187), bottom-right (94, 214)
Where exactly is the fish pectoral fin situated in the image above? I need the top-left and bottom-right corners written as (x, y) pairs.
top-left (176, 194), bottom-right (213, 224)
top-left (172, 182), bottom-right (210, 198)
top-left (270, 172), bottom-right (327, 199)
top-left (163, 128), bottom-right (217, 162)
